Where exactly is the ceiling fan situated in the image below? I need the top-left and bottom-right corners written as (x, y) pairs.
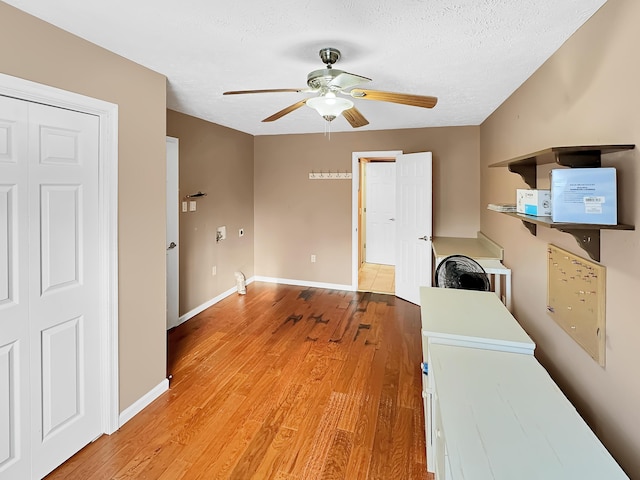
top-left (223, 47), bottom-right (438, 128)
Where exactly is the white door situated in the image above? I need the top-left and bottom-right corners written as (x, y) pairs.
top-left (0, 96), bottom-right (102, 479)
top-left (395, 152), bottom-right (433, 305)
top-left (166, 137), bottom-right (179, 330)
top-left (0, 95), bottom-right (30, 480)
top-left (365, 162), bottom-right (396, 265)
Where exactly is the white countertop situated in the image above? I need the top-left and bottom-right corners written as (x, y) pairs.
top-left (429, 344), bottom-right (628, 479)
top-left (420, 287), bottom-right (533, 353)
top-left (432, 232), bottom-right (503, 262)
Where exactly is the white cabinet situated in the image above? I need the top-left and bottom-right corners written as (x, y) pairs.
top-left (428, 344), bottom-right (628, 479)
top-left (419, 287), bottom-right (627, 479)
top-left (419, 287), bottom-right (535, 472)
top-left (420, 287), bottom-right (534, 355)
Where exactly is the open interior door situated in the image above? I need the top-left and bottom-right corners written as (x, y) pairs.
top-left (395, 152), bottom-right (433, 305)
top-left (166, 137), bottom-right (180, 329)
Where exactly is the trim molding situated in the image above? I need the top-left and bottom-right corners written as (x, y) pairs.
top-left (253, 276), bottom-right (353, 292)
top-left (177, 276), bottom-right (353, 329)
top-left (118, 379), bottom-right (169, 427)
top-left (176, 276), bottom-right (256, 326)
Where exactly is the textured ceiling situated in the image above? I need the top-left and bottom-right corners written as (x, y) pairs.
top-left (4, 0), bottom-right (607, 136)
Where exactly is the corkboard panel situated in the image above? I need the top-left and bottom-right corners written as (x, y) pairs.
top-left (547, 244), bottom-right (606, 366)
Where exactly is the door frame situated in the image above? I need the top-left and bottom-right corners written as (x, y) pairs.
top-left (351, 150), bottom-right (402, 290)
top-left (0, 73), bottom-right (120, 434)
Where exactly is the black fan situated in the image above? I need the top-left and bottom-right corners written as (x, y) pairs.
top-left (434, 255), bottom-right (490, 291)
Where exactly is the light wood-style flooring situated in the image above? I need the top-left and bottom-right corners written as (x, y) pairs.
top-left (358, 262), bottom-right (395, 295)
top-left (46, 282), bottom-right (430, 480)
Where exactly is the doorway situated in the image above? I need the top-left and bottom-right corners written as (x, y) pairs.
top-left (358, 157), bottom-right (397, 294)
top-left (352, 150), bottom-right (433, 304)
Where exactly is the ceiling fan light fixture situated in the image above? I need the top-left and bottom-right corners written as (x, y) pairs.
top-left (306, 92), bottom-right (353, 122)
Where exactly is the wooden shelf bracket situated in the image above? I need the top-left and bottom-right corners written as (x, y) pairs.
top-left (557, 228), bottom-right (601, 261)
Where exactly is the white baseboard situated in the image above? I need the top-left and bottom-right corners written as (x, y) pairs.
top-left (176, 276), bottom-right (256, 326)
top-left (118, 378), bottom-right (169, 427)
top-left (253, 276), bottom-right (354, 292)
top-left (176, 275), bottom-right (352, 331)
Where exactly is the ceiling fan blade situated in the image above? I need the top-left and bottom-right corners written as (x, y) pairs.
top-left (342, 106), bottom-right (369, 128)
top-left (329, 71), bottom-right (372, 90)
top-left (262, 99), bottom-right (308, 122)
top-left (349, 89), bottom-right (438, 108)
top-left (223, 88), bottom-right (306, 95)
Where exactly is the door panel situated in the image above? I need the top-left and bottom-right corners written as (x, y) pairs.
top-left (0, 342), bottom-right (18, 471)
top-left (395, 152), bottom-right (432, 305)
top-left (0, 186), bottom-right (16, 305)
top-left (41, 317), bottom-right (82, 439)
top-left (40, 186), bottom-right (81, 292)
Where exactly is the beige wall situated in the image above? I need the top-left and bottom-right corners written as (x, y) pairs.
top-left (0, 2), bottom-right (168, 411)
top-left (480, 0), bottom-right (640, 476)
top-left (167, 110), bottom-right (255, 315)
top-left (254, 126), bottom-right (479, 285)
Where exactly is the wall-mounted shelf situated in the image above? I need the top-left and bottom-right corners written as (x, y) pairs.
top-left (489, 145), bottom-right (635, 261)
top-left (489, 145), bottom-right (635, 188)
top-left (499, 212), bottom-right (633, 261)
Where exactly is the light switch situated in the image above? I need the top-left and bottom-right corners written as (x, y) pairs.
top-left (189, 201), bottom-right (196, 212)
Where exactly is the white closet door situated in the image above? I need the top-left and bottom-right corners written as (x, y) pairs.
top-left (0, 96), bottom-right (102, 479)
top-left (28, 103), bottom-right (102, 479)
top-left (0, 95), bottom-right (30, 480)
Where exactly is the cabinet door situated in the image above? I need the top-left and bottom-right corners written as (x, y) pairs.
top-left (433, 397), bottom-right (447, 480)
top-left (423, 389), bottom-right (435, 473)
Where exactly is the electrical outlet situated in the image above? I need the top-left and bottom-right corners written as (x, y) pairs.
top-left (212, 266), bottom-right (217, 276)
top-left (182, 201), bottom-right (188, 213)
top-left (311, 254), bottom-right (316, 263)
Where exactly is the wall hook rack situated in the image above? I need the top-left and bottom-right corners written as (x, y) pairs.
top-left (309, 170), bottom-right (352, 180)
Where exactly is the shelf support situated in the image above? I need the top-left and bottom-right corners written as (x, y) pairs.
top-left (521, 220), bottom-right (537, 236)
top-left (508, 163), bottom-right (536, 188)
top-left (558, 228), bottom-right (601, 262)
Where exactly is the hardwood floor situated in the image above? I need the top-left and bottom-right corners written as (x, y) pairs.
top-left (358, 263), bottom-right (395, 295)
top-left (46, 282), bottom-right (431, 480)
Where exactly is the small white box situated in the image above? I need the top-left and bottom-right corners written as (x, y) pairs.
top-left (550, 168), bottom-right (617, 225)
top-left (516, 189), bottom-right (551, 216)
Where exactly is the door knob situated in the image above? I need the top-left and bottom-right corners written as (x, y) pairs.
top-left (389, 218), bottom-right (396, 221)
top-left (167, 242), bottom-right (177, 250)
top-left (417, 236), bottom-right (431, 241)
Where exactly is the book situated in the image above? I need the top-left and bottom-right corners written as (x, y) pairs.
top-left (487, 203), bottom-right (517, 212)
